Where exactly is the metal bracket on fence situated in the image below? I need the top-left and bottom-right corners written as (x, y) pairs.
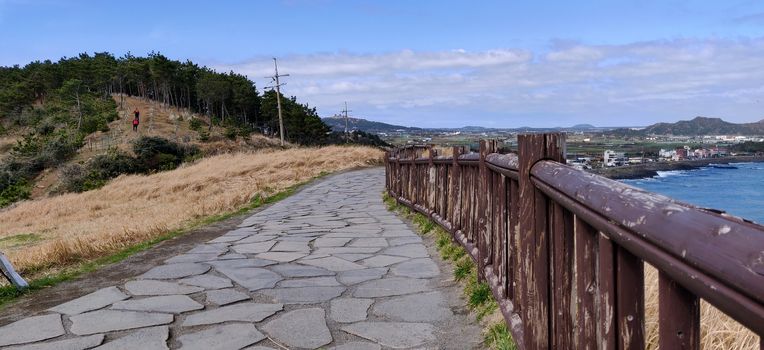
top-left (0, 252), bottom-right (28, 288)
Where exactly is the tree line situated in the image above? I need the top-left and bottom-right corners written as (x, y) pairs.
top-left (0, 51), bottom-right (342, 144)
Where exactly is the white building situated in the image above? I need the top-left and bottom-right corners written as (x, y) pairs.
top-left (604, 150), bottom-right (625, 167)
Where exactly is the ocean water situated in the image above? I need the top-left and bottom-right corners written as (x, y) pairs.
top-left (621, 162), bottom-right (764, 224)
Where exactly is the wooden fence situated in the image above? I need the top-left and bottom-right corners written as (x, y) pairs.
top-left (384, 133), bottom-right (764, 350)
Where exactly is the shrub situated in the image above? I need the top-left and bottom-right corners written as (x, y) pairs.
top-left (189, 118), bottom-right (204, 131)
top-left (224, 126), bottom-right (238, 140)
top-left (132, 136), bottom-right (199, 173)
top-left (0, 177), bottom-right (30, 207)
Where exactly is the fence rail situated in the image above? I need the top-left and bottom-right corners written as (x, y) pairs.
top-left (384, 133), bottom-right (764, 350)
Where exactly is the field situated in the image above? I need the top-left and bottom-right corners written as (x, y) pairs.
top-left (0, 146), bottom-right (384, 275)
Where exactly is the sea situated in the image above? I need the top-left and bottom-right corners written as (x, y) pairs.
top-left (621, 162), bottom-right (764, 224)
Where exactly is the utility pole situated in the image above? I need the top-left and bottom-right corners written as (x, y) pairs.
top-left (341, 101), bottom-right (352, 143)
top-left (266, 58), bottom-right (289, 146)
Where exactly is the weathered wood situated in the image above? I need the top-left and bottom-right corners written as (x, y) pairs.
top-left (509, 178), bottom-right (519, 301)
top-left (659, 271), bottom-right (700, 350)
top-left (574, 217), bottom-right (598, 350)
top-left (598, 233), bottom-right (617, 350)
top-left (617, 246), bottom-right (644, 350)
top-left (550, 202), bottom-right (574, 349)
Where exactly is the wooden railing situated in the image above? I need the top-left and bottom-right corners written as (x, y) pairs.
top-left (384, 133), bottom-right (764, 350)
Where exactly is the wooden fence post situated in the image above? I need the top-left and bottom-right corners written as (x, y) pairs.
top-left (451, 146), bottom-right (463, 235)
top-left (518, 133), bottom-right (565, 349)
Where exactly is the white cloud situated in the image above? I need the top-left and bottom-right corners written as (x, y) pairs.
top-left (212, 38), bottom-right (764, 127)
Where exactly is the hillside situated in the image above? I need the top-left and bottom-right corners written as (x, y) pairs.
top-left (322, 116), bottom-right (421, 133)
top-left (612, 116), bottom-right (764, 136)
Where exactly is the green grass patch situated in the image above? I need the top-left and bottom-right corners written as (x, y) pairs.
top-left (382, 192), bottom-right (516, 349)
top-left (0, 173), bottom-right (330, 309)
top-left (0, 233), bottom-right (43, 249)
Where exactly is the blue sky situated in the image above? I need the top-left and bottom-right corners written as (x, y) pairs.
top-left (2, 0), bottom-right (764, 127)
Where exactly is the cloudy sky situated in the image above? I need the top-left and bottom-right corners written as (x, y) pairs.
top-left (2, 0), bottom-right (764, 127)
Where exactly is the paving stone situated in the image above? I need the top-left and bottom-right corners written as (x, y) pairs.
top-left (206, 258), bottom-right (276, 269)
top-left (259, 286), bottom-right (345, 304)
top-left (69, 310), bottom-right (173, 335)
top-left (279, 276), bottom-right (341, 288)
top-left (165, 253), bottom-right (221, 264)
top-left (94, 326), bottom-right (169, 350)
top-left (187, 244), bottom-right (228, 255)
top-left (387, 236), bottom-right (423, 246)
top-left (372, 291), bottom-right (452, 322)
top-left (236, 235), bottom-right (277, 244)
top-left (380, 230), bottom-right (415, 237)
top-left (232, 241), bottom-right (276, 254)
top-left (390, 258), bottom-right (440, 278)
top-left (0, 314), bottom-right (65, 347)
top-left (299, 256), bottom-right (366, 272)
top-left (215, 267), bottom-right (283, 291)
top-left (330, 298), bottom-right (373, 323)
top-left (178, 323), bottom-right (265, 350)
top-left (208, 234), bottom-right (246, 244)
top-left (353, 277), bottom-right (430, 298)
top-left (255, 252), bottom-right (307, 262)
top-left (124, 280), bottom-right (203, 296)
top-left (205, 289), bottom-right (249, 305)
top-left (328, 342), bottom-right (381, 350)
top-left (333, 253), bottom-right (373, 261)
top-left (360, 254), bottom-right (410, 268)
top-left (314, 237), bottom-right (352, 247)
top-left (341, 322), bottom-right (436, 349)
top-left (182, 303), bottom-right (283, 327)
top-left (111, 295), bottom-right (203, 314)
top-left (49, 286), bottom-right (129, 315)
top-left (263, 308), bottom-right (331, 349)
top-left (349, 238), bottom-right (388, 247)
top-left (5, 334), bottom-right (104, 350)
top-left (179, 274), bottom-right (233, 289)
top-left (270, 240), bottom-right (310, 252)
top-left (242, 347), bottom-right (277, 350)
top-left (337, 267), bottom-right (387, 285)
top-left (268, 263), bottom-right (334, 277)
top-left (381, 244), bottom-right (429, 258)
top-left (140, 263), bottom-right (210, 280)
top-left (217, 252), bottom-right (247, 260)
top-left (313, 247), bottom-right (382, 255)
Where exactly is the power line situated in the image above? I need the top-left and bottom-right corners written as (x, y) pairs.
top-left (341, 101), bottom-right (352, 144)
top-left (265, 58), bottom-right (290, 146)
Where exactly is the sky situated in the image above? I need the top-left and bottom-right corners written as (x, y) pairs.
top-left (2, 1), bottom-right (764, 128)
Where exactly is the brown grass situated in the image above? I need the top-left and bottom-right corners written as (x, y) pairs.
top-left (0, 146), bottom-right (383, 274)
top-left (643, 264), bottom-right (760, 349)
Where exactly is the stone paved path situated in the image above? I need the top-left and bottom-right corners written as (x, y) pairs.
top-left (0, 168), bottom-right (482, 349)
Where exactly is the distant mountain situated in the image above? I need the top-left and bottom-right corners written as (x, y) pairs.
top-left (570, 124), bottom-right (597, 130)
top-left (611, 116), bottom-right (764, 136)
top-left (322, 116), bottom-right (421, 133)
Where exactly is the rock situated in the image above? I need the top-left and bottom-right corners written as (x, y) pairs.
top-left (263, 308), bottom-right (331, 349)
top-left (94, 326), bottom-right (169, 350)
top-left (111, 295), bottom-right (203, 314)
top-left (328, 342), bottom-right (381, 350)
top-left (372, 292), bottom-right (452, 322)
top-left (124, 280), bottom-right (203, 296)
top-left (313, 237), bottom-right (352, 247)
top-left (232, 241), bottom-right (276, 254)
top-left (69, 310), bottom-right (173, 336)
top-left (349, 238), bottom-right (388, 247)
top-left (0, 314), bottom-right (65, 347)
top-left (333, 253), bottom-right (373, 261)
top-left (390, 258), bottom-right (440, 278)
top-left (205, 258), bottom-right (276, 269)
top-left (179, 274), bottom-right (233, 289)
top-left (278, 276), bottom-right (341, 288)
top-left (186, 244), bottom-right (228, 255)
top-left (165, 253), bottom-right (221, 264)
top-left (387, 236), bottom-right (422, 246)
top-left (270, 240), bottom-right (310, 252)
top-left (254, 252), bottom-right (307, 262)
top-left (182, 303), bottom-right (282, 327)
top-left (215, 267), bottom-right (282, 291)
top-left (49, 286), bottom-right (129, 315)
top-left (299, 256), bottom-right (365, 272)
top-left (5, 334), bottom-right (104, 350)
top-left (337, 267), bottom-right (387, 285)
top-left (330, 298), bottom-right (373, 323)
top-left (140, 263), bottom-right (210, 280)
top-left (178, 324), bottom-right (265, 350)
top-left (205, 289), bottom-right (249, 306)
top-left (353, 277), bottom-right (430, 298)
top-left (341, 322), bottom-right (436, 349)
top-left (259, 286), bottom-right (345, 304)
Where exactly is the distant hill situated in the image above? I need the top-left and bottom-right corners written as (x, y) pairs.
top-left (322, 116), bottom-right (421, 133)
top-left (610, 116), bottom-right (764, 136)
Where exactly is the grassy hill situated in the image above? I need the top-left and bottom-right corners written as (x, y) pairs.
top-left (322, 116), bottom-right (421, 133)
top-left (611, 116), bottom-right (764, 136)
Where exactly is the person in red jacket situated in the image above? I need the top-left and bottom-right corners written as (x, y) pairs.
top-left (132, 116), bottom-right (139, 131)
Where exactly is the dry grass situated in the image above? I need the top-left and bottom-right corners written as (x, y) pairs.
top-left (0, 146), bottom-right (383, 274)
top-left (644, 264), bottom-right (760, 349)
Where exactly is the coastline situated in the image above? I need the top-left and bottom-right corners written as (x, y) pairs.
top-left (589, 156), bottom-right (764, 180)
